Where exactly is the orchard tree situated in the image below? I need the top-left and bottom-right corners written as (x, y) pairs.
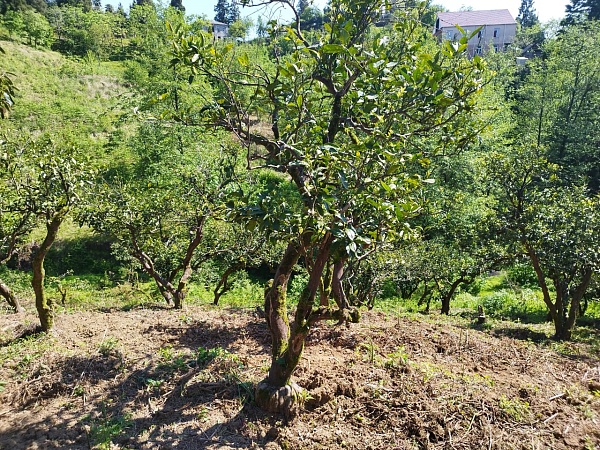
top-left (0, 133), bottom-right (91, 330)
top-left (482, 146), bottom-right (600, 340)
top-left (85, 123), bottom-right (242, 309)
top-left (0, 140), bottom-right (29, 314)
top-left (170, 0), bottom-right (485, 415)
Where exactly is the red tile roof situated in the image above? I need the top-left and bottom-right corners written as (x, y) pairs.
top-left (436, 9), bottom-right (516, 27)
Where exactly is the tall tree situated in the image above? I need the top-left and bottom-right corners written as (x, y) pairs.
top-left (517, 0), bottom-right (538, 28)
top-left (171, 0), bottom-right (485, 415)
top-left (214, 0), bottom-right (228, 23)
top-left (563, 0), bottom-right (600, 24)
top-left (296, 0), bottom-right (310, 14)
top-left (170, 0), bottom-right (184, 12)
top-left (227, 0), bottom-right (240, 23)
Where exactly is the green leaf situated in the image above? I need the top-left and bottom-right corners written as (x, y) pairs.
top-left (321, 44), bottom-right (347, 54)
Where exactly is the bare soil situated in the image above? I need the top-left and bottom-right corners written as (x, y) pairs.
top-left (1, 304), bottom-right (599, 449)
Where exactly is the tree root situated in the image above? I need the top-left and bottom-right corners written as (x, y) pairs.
top-left (255, 380), bottom-right (304, 420)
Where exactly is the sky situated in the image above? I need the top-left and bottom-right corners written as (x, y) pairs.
top-left (190, 0), bottom-right (568, 24)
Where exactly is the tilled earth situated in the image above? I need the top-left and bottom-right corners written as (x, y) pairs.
top-left (1, 304), bottom-right (599, 449)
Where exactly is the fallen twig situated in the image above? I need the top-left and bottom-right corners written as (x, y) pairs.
top-left (543, 412), bottom-right (559, 424)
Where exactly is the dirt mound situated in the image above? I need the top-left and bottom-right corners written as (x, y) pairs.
top-left (1, 307), bottom-right (599, 449)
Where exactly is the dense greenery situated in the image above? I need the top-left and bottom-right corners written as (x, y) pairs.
top-left (0, 0), bottom-right (599, 417)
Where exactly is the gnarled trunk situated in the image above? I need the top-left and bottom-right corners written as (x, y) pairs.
top-left (256, 233), bottom-right (334, 416)
top-left (0, 279), bottom-right (24, 313)
top-left (33, 210), bottom-right (67, 332)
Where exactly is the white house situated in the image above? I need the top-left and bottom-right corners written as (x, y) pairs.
top-left (433, 10), bottom-right (517, 57)
top-left (210, 21), bottom-right (229, 40)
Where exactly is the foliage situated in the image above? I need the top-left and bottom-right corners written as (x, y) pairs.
top-left (0, 55), bottom-right (16, 118)
top-left (170, 0), bottom-right (486, 402)
top-left (516, 0), bottom-right (538, 28)
top-left (563, 0), bottom-right (600, 24)
top-left (0, 131), bottom-right (93, 328)
top-left (214, 0), bottom-right (239, 24)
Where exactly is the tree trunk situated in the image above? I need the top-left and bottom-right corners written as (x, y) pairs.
top-left (33, 210), bottom-right (67, 332)
top-left (525, 244), bottom-right (560, 330)
top-left (557, 269), bottom-right (593, 341)
top-left (256, 233), bottom-right (333, 416)
top-left (441, 278), bottom-right (465, 315)
top-left (214, 262), bottom-right (245, 305)
top-left (319, 263), bottom-right (332, 307)
top-left (331, 258), bottom-right (348, 309)
top-left (0, 279), bottom-right (24, 313)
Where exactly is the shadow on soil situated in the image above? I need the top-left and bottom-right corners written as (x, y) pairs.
top-left (0, 316), bottom-right (278, 449)
top-left (491, 326), bottom-right (550, 343)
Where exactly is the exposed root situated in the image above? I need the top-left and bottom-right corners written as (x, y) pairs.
top-left (255, 380), bottom-right (304, 420)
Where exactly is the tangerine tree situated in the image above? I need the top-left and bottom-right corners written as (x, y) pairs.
top-left (170, 0), bottom-right (486, 414)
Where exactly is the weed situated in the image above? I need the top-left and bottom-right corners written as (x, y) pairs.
top-left (356, 340), bottom-right (379, 365)
top-left (237, 381), bottom-right (255, 405)
top-left (498, 395), bottom-right (531, 422)
top-left (86, 412), bottom-right (132, 450)
top-left (196, 346), bottom-right (231, 365)
top-left (145, 378), bottom-right (162, 391)
top-left (295, 387), bottom-right (314, 406)
top-left (157, 345), bottom-right (174, 361)
top-left (384, 346), bottom-right (409, 369)
top-left (72, 384), bottom-right (86, 397)
top-left (154, 345), bottom-right (189, 373)
top-left (98, 337), bottom-right (119, 356)
top-left (197, 407), bottom-right (210, 422)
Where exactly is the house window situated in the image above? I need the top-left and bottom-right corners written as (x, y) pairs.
top-left (493, 28), bottom-right (500, 38)
top-left (494, 44), bottom-right (500, 52)
top-left (478, 30), bottom-right (483, 38)
top-left (475, 45), bottom-right (482, 55)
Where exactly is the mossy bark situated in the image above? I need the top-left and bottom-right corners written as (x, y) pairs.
top-left (258, 234), bottom-right (334, 416)
top-left (33, 210), bottom-right (67, 332)
top-left (0, 279), bottom-right (24, 313)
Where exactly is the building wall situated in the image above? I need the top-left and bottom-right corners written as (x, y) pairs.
top-left (437, 23), bottom-right (516, 56)
top-left (212, 24), bottom-right (228, 40)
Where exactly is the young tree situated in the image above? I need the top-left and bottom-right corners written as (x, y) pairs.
top-left (482, 147), bottom-right (600, 340)
top-left (517, 0), bottom-right (538, 28)
top-left (0, 133), bottom-right (91, 330)
top-left (170, 0), bottom-right (485, 414)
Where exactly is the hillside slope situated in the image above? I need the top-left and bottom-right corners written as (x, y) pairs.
top-left (0, 305), bottom-right (599, 449)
